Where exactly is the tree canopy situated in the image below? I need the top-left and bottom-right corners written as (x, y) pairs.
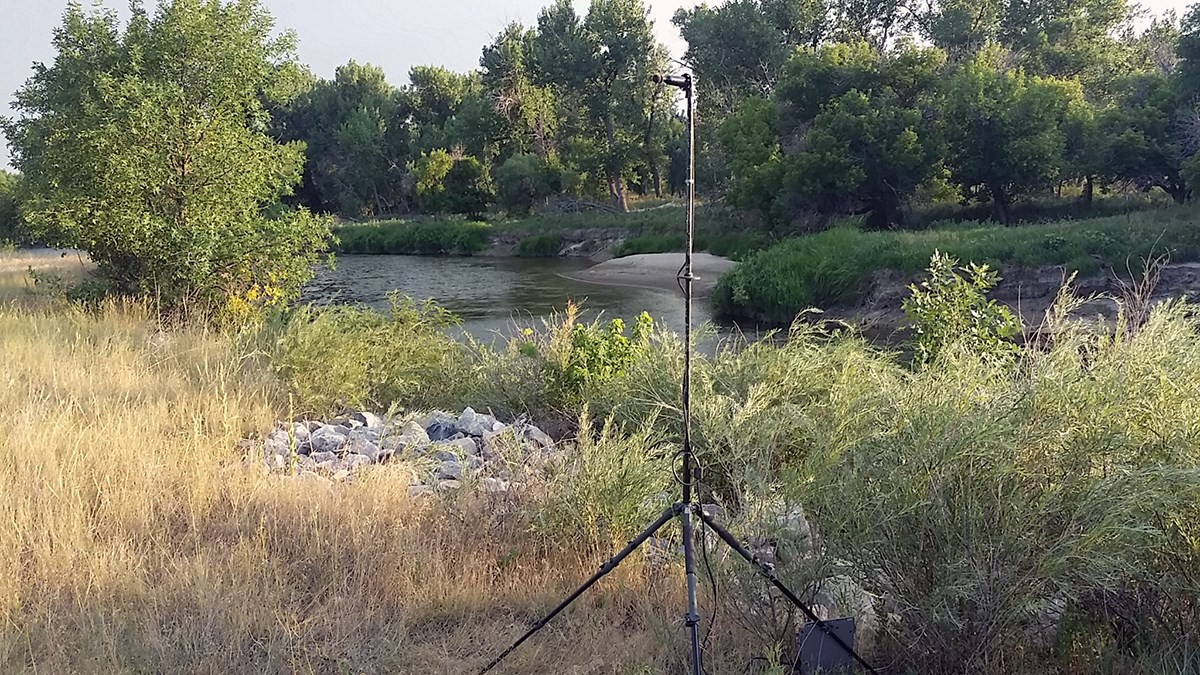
top-left (4, 0), bottom-right (332, 318)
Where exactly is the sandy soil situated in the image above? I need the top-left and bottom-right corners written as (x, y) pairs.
top-left (561, 252), bottom-right (737, 297)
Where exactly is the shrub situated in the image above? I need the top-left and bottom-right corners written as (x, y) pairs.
top-left (335, 219), bottom-right (491, 255)
top-left (902, 251), bottom-right (1020, 363)
top-left (495, 153), bottom-right (559, 215)
top-left (516, 232), bottom-right (563, 257)
top-left (272, 294), bottom-right (467, 415)
top-left (713, 207), bottom-right (1200, 324)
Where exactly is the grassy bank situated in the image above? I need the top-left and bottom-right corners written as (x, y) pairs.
top-left (333, 204), bottom-right (769, 260)
top-left (4, 252), bottom-right (1200, 673)
top-left (714, 206), bottom-right (1200, 324)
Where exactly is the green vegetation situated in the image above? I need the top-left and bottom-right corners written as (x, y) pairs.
top-left (902, 252), bottom-right (1021, 363)
top-left (515, 232), bottom-right (563, 257)
top-left (2, 0), bottom-right (332, 320)
top-left (256, 271), bottom-right (1200, 673)
top-left (334, 219), bottom-right (491, 255)
top-left (0, 170), bottom-right (24, 245)
top-left (714, 207), bottom-right (1200, 323)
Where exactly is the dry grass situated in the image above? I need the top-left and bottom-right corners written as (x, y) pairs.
top-left (0, 253), bottom-right (764, 674)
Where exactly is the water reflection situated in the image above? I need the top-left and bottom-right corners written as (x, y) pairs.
top-left (302, 255), bottom-right (731, 344)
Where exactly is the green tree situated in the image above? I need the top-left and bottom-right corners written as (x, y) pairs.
top-left (530, 0), bottom-right (669, 210)
top-left (495, 153), bottom-right (559, 214)
top-left (942, 49), bottom-right (1087, 222)
top-left (0, 170), bottom-right (24, 243)
top-left (3, 0), bottom-right (331, 318)
top-left (275, 61), bottom-right (412, 218)
top-left (1095, 72), bottom-right (1192, 202)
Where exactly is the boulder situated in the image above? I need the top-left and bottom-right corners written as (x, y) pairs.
top-left (438, 460), bottom-right (463, 480)
top-left (810, 575), bottom-right (877, 653)
top-left (309, 451), bottom-right (338, 470)
top-left (386, 420), bottom-right (430, 451)
top-left (291, 422), bottom-right (311, 441)
top-left (351, 411), bottom-right (385, 428)
top-left (348, 427), bottom-right (381, 443)
top-left (443, 437), bottom-right (479, 457)
top-left (309, 425), bottom-right (350, 454)
top-left (340, 453), bottom-right (373, 471)
top-left (522, 425), bottom-right (554, 449)
top-left (346, 437), bottom-right (380, 461)
top-left (481, 477), bottom-right (510, 493)
top-left (457, 407), bottom-right (502, 437)
top-left (426, 421), bottom-right (457, 442)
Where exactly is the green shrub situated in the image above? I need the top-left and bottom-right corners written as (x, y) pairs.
top-left (613, 234), bottom-right (685, 257)
top-left (516, 232), bottom-right (563, 257)
top-left (335, 219), bottom-right (491, 255)
top-left (272, 294), bottom-right (467, 415)
top-left (495, 153), bottom-right (559, 215)
top-left (714, 207), bottom-right (1200, 323)
top-left (902, 252), bottom-right (1020, 363)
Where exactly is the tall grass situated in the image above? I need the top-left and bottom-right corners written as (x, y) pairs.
top-left (714, 207), bottom-right (1200, 323)
top-left (335, 218), bottom-right (491, 255)
top-left (5, 250), bottom-right (1199, 673)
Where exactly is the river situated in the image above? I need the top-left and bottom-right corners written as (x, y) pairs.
top-left (302, 255), bottom-right (730, 343)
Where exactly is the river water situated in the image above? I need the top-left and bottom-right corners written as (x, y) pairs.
top-left (302, 255), bottom-right (727, 343)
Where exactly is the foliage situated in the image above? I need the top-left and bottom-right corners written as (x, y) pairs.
top-left (0, 170), bottom-right (23, 245)
top-left (334, 219), bottom-right (491, 255)
top-left (515, 232), bottom-right (563, 257)
top-left (272, 294), bottom-right (466, 415)
top-left (3, 0), bottom-right (332, 319)
top-left (902, 252), bottom-right (1020, 363)
top-left (713, 206), bottom-right (1200, 323)
top-left (942, 49), bottom-right (1090, 223)
top-left (494, 153), bottom-right (559, 214)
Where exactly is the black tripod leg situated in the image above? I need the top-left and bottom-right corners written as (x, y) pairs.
top-left (479, 503), bottom-right (683, 674)
top-left (694, 507), bottom-right (878, 674)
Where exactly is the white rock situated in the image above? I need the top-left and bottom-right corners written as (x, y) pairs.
top-left (351, 411), bottom-right (384, 428)
top-left (310, 425), bottom-right (350, 453)
top-left (332, 469), bottom-right (352, 481)
top-left (340, 453), bottom-right (373, 471)
top-left (457, 407), bottom-right (500, 437)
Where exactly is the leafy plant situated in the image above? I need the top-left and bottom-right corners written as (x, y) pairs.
top-left (902, 251), bottom-right (1020, 363)
top-left (3, 0), bottom-right (333, 320)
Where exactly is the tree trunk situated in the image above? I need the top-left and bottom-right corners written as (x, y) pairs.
top-left (1082, 176), bottom-right (1094, 204)
top-left (604, 112), bottom-right (628, 212)
top-left (990, 183), bottom-right (1012, 225)
top-left (651, 163), bottom-right (663, 199)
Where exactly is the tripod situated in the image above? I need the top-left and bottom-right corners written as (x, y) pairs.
top-left (480, 73), bottom-right (875, 675)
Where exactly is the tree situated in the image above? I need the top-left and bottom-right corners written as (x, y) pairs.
top-left (0, 170), bottom-right (24, 243)
top-left (530, 0), bottom-right (670, 210)
top-left (942, 49), bottom-right (1087, 222)
top-left (495, 153), bottom-right (559, 214)
top-left (725, 42), bottom-right (946, 229)
top-left (3, 0), bottom-right (331, 318)
top-left (1095, 73), bottom-right (1192, 202)
top-left (274, 61), bottom-right (412, 218)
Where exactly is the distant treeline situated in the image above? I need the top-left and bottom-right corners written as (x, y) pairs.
top-left (266, 0), bottom-right (1200, 229)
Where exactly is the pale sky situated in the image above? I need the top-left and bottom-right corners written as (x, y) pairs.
top-left (0, 0), bottom-right (1189, 169)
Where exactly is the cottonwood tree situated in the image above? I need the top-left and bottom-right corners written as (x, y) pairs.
top-left (942, 48), bottom-right (1089, 222)
top-left (3, 0), bottom-right (331, 318)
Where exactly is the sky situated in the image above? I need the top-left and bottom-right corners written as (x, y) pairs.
top-left (0, 0), bottom-right (1190, 169)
